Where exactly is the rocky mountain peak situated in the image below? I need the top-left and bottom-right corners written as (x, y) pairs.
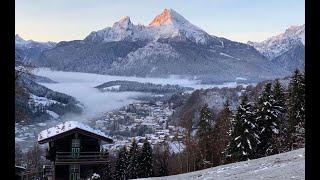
top-left (113, 16), bottom-right (133, 29)
top-left (149, 8), bottom-right (187, 27)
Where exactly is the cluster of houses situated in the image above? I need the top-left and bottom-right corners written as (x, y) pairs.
top-left (16, 101), bottom-right (187, 179)
top-left (91, 101), bottom-right (186, 152)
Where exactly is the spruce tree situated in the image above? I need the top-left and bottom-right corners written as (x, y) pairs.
top-left (138, 139), bottom-right (153, 178)
top-left (287, 70), bottom-right (305, 149)
top-left (115, 146), bottom-right (129, 180)
top-left (196, 104), bottom-right (215, 167)
top-left (212, 100), bottom-right (233, 166)
top-left (101, 149), bottom-right (112, 180)
top-left (272, 80), bottom-right (287, 153)
top-left (225, 95), bottom-right (259, 162)
top-left (255, 83), bottom-right (280, 157)
top-left (128, 138), bottom-right (139, 179)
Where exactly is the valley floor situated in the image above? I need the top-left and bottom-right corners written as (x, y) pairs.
top-left (142, 148), bottom-right (305, 180)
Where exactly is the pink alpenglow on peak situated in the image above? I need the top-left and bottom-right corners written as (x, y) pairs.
top-left (149, 8), bottom-right (187, 27)
top-left (85, 8), bottom-right (211, 45)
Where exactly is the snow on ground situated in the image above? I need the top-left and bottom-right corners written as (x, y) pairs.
top-left (142, 148), bottom-right (305, 180)
top-left (168, 141), bottom-right (185, 154)
top-left (103, 85), bottom-right (121, 91)
top-left (220, 52), bottom-right (241, 60)
top-left (29, 94), bottom-right (60, 107)
top-left (46, 110), bottom-right (60, 119)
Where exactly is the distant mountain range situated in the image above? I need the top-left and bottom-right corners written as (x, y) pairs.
top-left (248, 24), bottom-right (305, 73)
top-left (15, 34), bottom-right (57, 64)
top-left (16, 8), bottom-right (304, 83)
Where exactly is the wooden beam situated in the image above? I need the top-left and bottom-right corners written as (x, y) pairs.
top-left (55, 160), bottom-right (109, 165)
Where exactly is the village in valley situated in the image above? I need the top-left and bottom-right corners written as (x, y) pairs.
top-left (90, 100), bottom-right (186, 154)
top-left (15, 99), bottom-right (187, 154)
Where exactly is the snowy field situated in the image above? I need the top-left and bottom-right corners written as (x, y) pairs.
top-left (142, 148), bottom-right (305, 180)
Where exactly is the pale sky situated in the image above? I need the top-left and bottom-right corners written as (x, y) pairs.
top-left (15, 0), bottom-right (305, 43)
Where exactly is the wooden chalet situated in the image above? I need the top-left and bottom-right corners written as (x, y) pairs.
top-left (15, 166), bottom-right (26, 180)
top-left (38, 121), bottom-right (113, 180)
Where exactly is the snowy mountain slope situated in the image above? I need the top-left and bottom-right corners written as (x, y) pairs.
top-left (36, 8), bottom-right (289, 82)
top-left (15, 34), bottom-right (56, 48)
top-left (271, 42), bottom-right (305, 72)
top-left (142, 148), bottom-right (305, 180)
top-left (85, 9), bottom-right (215, 45)
top-left (248, 24), bottom-right (305, 60)
top-left (15, 34), bottom-right (57, 63)
top-left (108, 37), bottom-right (286, 82)
top-left (35, 40), bottom-right (148, 74)
top-left (15, 73), bottom-right (83, 123)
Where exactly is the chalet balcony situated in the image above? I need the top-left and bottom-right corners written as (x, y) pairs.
top-left (55, 152), bottom-right (109, 165)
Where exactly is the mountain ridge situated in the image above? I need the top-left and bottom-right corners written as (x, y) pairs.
top-left (248, 24), bottom-right (305, 72)
top-left (20, 8), bottom-right (296, 82)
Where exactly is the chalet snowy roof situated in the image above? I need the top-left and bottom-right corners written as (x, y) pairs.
top-left (38, 121), bottom-right (113, 144)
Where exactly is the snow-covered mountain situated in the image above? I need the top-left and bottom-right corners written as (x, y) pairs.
top-left (15, 34), bottom-right (57, 63)
top-left (248, 25), bottom-right (305, 72)
top-left (85, 9), bottom-right (215, 45)
top-left (248, 24), bottom-right (304, 60)
top-left (35, 8), bottom-right (290, 83)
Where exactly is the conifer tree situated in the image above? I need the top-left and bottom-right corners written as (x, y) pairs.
top-left (138, 139), bottom-right (153, 178)
top-left (272, 80), bottom-right (288, 153)
top-left (255, 83), bottom-right (280, 157)
top-left (115, 146), bottom-right (129, 180)
top-left (287, 70), bottom-right (305, 149)
top-left (196, 104), bottom-right (215, 167)
top-left (225, 95), bottom-right (259, 162)
top-left (100, 149), bottom-right (112, 180)
top-left (128, 138), bottom-right (139, 179)
top-left (212, 100), bottom-right (233, 166)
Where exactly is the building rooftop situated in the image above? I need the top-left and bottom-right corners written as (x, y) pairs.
top-left (38, 121), bottom-right (113, 144)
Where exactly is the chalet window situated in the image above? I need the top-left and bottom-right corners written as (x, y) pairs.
top-left (71, 139), bottom-right (80, 159)
top-left (69, 164), bottom-right (80, 180)
top-left (72, 139), bottom-right (80, 147)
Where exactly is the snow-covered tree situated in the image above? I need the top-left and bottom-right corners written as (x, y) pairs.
top-left (100, 149), bottom-right (112, 180)
top-left (272, 80), bottom-right (288, 153)
top-left (255, 83), bottom-right (280, 157)
top-left (87, 173), bottom-right (100, 180)
top-left (225, 95), bottom-right (260, 162)
top-left (128, 138), bottom-right (139, 179)
top-left (138, 139), bottom-right (153, 178)
top-left (115, 146), bottom-right (129, 180)
top-left (287, 70), bottom-right (305, 149)
top-left (196, 104), bottom-right (215, 167)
